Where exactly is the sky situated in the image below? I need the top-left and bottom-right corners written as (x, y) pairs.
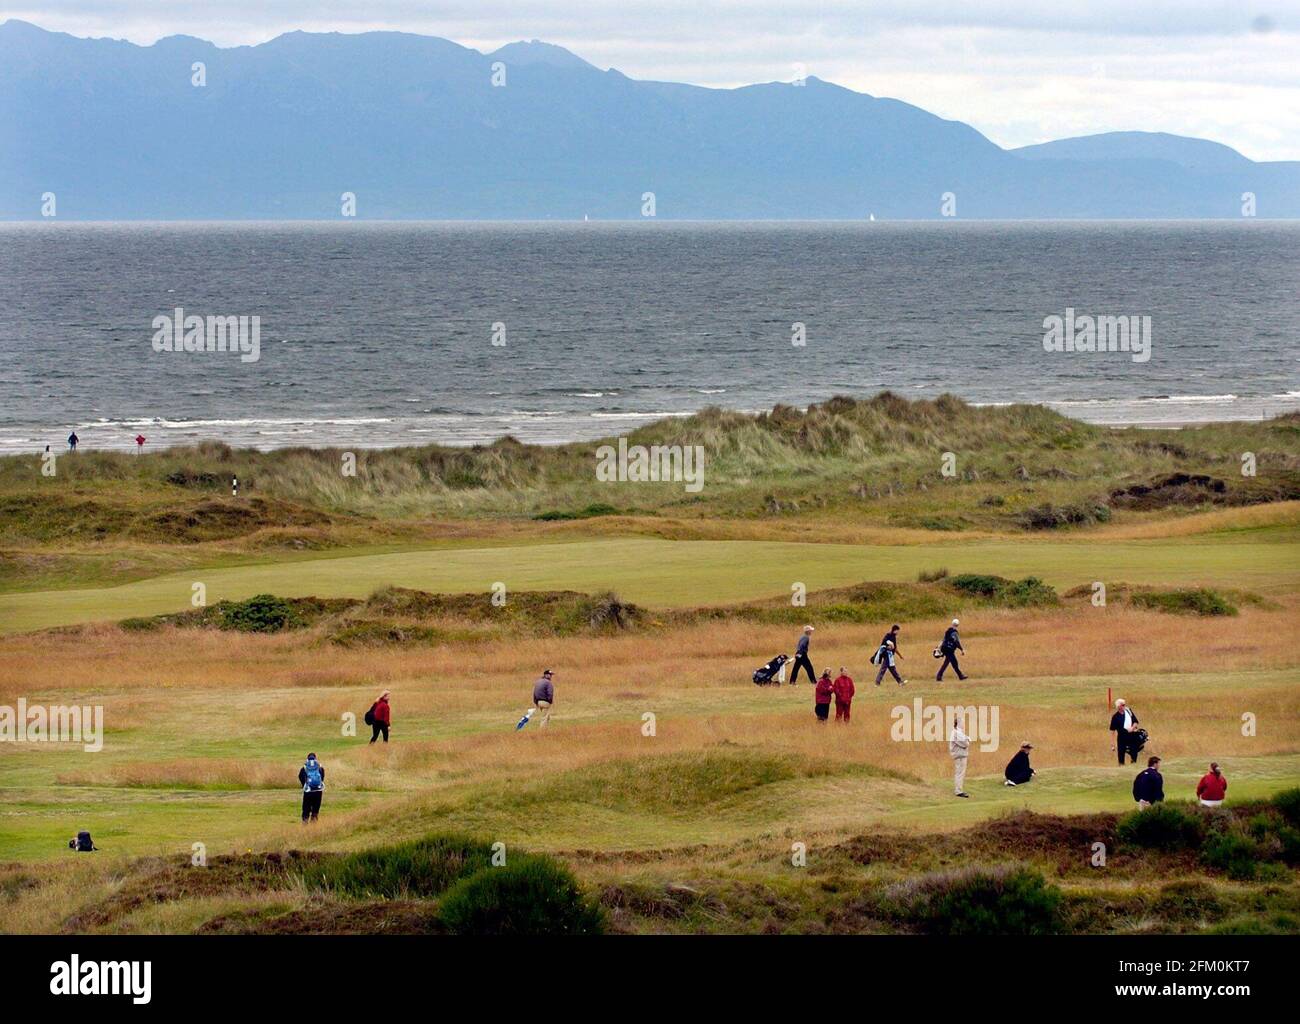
top-left (5, 1), bottom-right (1299, 160)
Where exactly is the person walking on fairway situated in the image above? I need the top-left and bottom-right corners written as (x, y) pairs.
top-left (949, 716), bottom-right (971, 797)
top-left (1133, 756), bottom-right (1164, 809)
top-left (873, 624), bottom-right (905, 686)
top-left (1004, 742), bottom-right (1034, 786)
top-left (298, 752), bottom-right (325, 822)
top-left (532, 669), bottom-right (555, 728)
top-left (1196, 762), bottom-right (1228, 807)
top-left (1109, 698), bottom-right (1141, 765)
top-left (832, 666), bottom-right (855, 722)
top-left (368, 690), bottom-right (391, 743)
top-left (790, 625), bottom-right (816, 685)
top-left (936, 618), bottom-right (967, 681)
top-left (813, 669), bottom-right (834, 723)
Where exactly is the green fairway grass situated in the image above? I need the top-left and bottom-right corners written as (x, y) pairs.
top-left (3, 528), bottom-right (1297, 633)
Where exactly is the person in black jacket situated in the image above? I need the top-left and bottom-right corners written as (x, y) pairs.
top-left (1132, 756), bottom-right (1164, 808)
top-left (790, 625), bottom-right (816, 685)
top-left (1109, 698), bottom-right (1141, 765)
top-left (873, 625), bottom-right (905, 685)
top-left (936, 618), bottom-right (967, 681)
top-left (1004, 742), bottom-right (1034, 785)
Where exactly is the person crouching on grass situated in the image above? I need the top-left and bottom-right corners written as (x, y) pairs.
top-left (369, 690), bottom-right (391, 743)
top-left (1004, 742), bottom-right (1034, 786)
top-left (832, 666), bottom-right (855, 722)
top-left (299, 752), bottom-right (324, 822)
top-left (814, 669), bottom-right (834, 723)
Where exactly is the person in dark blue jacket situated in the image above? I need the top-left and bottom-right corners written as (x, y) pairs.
top-left (1132, 756), bottom-right (1164, 808)
top-left (936, 618), bottom-right (967, 681)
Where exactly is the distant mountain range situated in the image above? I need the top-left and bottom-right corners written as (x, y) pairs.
top-left (1, 19), bottom-right (1296, 219)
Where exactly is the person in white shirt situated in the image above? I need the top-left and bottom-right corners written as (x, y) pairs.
top-left (949, 717), bottom-right (971, 797)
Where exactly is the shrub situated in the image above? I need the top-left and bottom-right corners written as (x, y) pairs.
top-left (917, 567), bottom-right (949, 583)
top-left (949, 574), bottom-right (1058, 607)
top-left (890, 866), bottom-right (1063, 935)
top-left (216, 594), bottom-right (301, 633)
top-left (1201, 831), bottom-right (1260, 881)
top-left (1015, 501), bottom-right (1110, 530)
top-left (437, 857), bottom-right (605, 935)
top-left (1132, 589), bottom-right (1237, 617)
top-left (533, 502), bottom-right (619, 521)
top-left (308, 835), bottom-right (495, 899)
top-left (1273, 787), bottom-right (1300, 827)
top-left (1116, 804), bottom-right (1204, 851)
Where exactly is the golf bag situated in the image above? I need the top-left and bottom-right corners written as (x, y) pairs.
top-left (69, 831), bottom-right (96, 852)
top-left (1132, 728), bottom-right (1149, 753)
top-left (753, 654), bottom-right (789, 686)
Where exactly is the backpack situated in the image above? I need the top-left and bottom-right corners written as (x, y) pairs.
top-left (364, 703), bottom-right (376, 726)
top-left (303, 760), bottom-right (324, 791)
top-left (75, 830), bottom-right (95, 852)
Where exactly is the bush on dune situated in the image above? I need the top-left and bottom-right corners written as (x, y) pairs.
top-left (885, 866), bottom-right (1063, 935)
top-left (1116, 804), bottom-right (1204, 851)
top-left (307, 834), bottom-right (496, 899)
top-left (437, 857), bottom-right (606, 935)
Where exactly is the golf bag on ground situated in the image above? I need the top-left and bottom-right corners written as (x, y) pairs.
top-left (753, 654), bottom-right (789, 686)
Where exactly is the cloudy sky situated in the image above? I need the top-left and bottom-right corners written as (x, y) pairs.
top-left (7, 1), bottom-right (1299, 160)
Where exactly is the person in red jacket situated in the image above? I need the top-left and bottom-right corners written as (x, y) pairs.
top-left (832, 667), bottom-right (855, 722)
top-left (369, 690), bottom-right (391, 743)
top-left (1196, 762), bottom-right (1227, 806)
top-left (813, 670), bottom-right (834, 723)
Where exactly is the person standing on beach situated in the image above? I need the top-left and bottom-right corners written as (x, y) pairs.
top-left (368, 690), bottom-right (391, 743)
top-left (790, 625), bottom-right (816, 685)
top-left (873, 624), bottom-right (905, 686)
top-left (936, 618), bottom-right (967, 681)
top-left (298, 752), bottom-right (325, 822)
top-left (67, 431), bottom-right (78, 452)
top-left (532, 669), bottom-right (555, 728)
top-left (134, 433), bottom-right (146, 453)
top-left (949, 717), bottom-right (971, 798)
top-left (814, 669), bottom-right (834, 723)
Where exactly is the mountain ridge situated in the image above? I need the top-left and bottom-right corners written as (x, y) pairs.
top-left (1, 19), bottom-right (1295, 219)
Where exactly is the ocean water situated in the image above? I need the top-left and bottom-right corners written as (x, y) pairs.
top-left (1, 221), bottom-right (1297, 452)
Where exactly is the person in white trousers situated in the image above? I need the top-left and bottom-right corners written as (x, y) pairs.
top-left (949, 717), bottom-right (971, 797)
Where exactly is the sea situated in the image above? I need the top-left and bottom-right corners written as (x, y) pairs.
top-left (1, 221), bottom-right (1297, 452)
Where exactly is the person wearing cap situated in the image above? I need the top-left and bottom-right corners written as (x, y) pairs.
top-left (1133, 755), bottom-right (1164, 808)
top-left (790, 625), bottom-right (816, 686)
top-left (532, 669), bottom-right (555, 728)
top-left (1109, 699), bottom-right (1140, 765)
top-left (873, 624), bottom-right (905, 686)
top-left (936, 618), bottom-right (967, 681)
top-left (1004, 742), bottom-right (1035, 786)
top-left (369, 690), bottom-right (392, 743)
top-left (949, 716), bottom-right (971, 797)
top-left (813, 669), bottom-right (834, 723)
top-left (298, 752), bottom-right (325, 822)
top-left (1196, 762), bottom-right (1228, 807)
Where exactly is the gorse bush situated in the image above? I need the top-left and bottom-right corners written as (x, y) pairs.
top-left (893, 867), bottom-right (1063, 936)
top-left (1116, 804), bottom-right (1204, 851)
top-left (308, 835), bottom-right (496, 899)
top-left (1201, 831), bottom-right (1261, 881)
top-left (437, 857), bottom-right (605, 935)
top-left (1272, 787), bottom-right (1300, 826)
top-left (949, 574), bottom-right (1058, 607)
top-left (215, 594), bottom-right (302, 633)
top-left (1132, 588), bottom-right (1237, 617)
